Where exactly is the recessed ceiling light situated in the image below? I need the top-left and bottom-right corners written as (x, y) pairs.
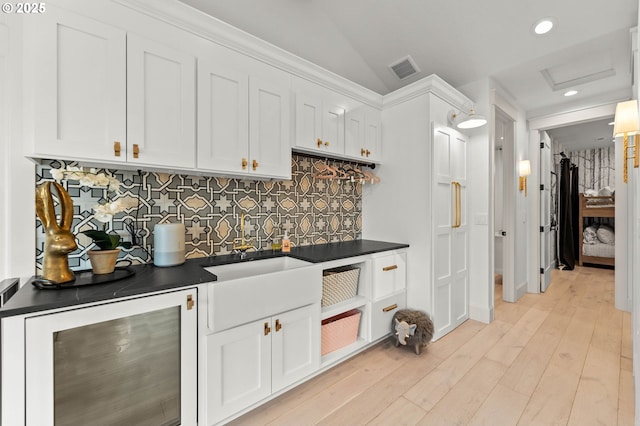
top-left (564, 90), bottom-right (578, 97)
top-left (532, 17), bottom-right (556, 35)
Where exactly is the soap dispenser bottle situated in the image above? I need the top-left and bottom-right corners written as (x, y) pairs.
top-left (282, 230), bottom-right (291, 253)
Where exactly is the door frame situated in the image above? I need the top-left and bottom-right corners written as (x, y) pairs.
top-left (527, 102), bottom-right (619, 295)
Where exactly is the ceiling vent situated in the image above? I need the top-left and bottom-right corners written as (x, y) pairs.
top-left (389, 55), bottom-right (421, 80)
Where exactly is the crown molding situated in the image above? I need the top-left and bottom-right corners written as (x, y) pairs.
top-left (382, 74), bottom-right (471, 109)
top-left (114, 0), bottom-right (383, 107)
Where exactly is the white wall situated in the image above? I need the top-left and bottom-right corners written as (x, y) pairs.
top-left (0, 14), bottom-right (35, 283)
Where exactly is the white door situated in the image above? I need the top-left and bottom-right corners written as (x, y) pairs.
top-left (197, 59), bottom-right (249, 173)
top-left (432, 123), bottom-right (469, 339)
top-left (271, 305), bottom-right (320, 392)
top-left (249, 75), bottom-right (291, 178)
top-left (127, 34), bottom-right (196, 169)
top-left (32, 7), bottom-right (126, 162)
top-left (540, 133), bottom-right (553, 291)
top-left (206, 318), bottom-right (271, 425)
top-left (24, 289), bottom-right (197, 426)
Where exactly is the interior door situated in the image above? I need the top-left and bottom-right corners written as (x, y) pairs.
top-left (540, 132), bottom-right (553, 291)
top-left (432, 123), bottom-right (469, 340)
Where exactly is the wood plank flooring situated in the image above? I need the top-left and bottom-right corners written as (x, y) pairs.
top-left (229, 266), bottom-right (633, 425)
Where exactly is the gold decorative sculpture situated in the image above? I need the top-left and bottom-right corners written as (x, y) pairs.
top-left (35, 181), bottom-right (78, 283)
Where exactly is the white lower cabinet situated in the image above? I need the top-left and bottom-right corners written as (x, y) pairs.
top-left (205, 304), bottom-right (320, 425)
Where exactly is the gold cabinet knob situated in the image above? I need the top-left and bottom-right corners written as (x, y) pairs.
top-left (242, 158), bottom-right (248, 169)
top-left (114, 141), bottom-right (121, 157)
top-left (361, 148), bottom-right (366, 156)
top-left (324, 141), bottom-right (330, 147)
top-left (264, 322), bottom-right (271, 336)
top-left (252, 159), bottom-right (259, 170)
top-left (366, 149), bottom-right (371, 157)
top-left (133, 144), bottom-right (140, 159)
top-left (275, 319), bottom-right (282, 332)
top-left (317, 138), bottom-right (323, 148)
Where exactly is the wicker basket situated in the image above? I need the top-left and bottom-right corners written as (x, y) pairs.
top-left (321, 309), bottom-right (361, 355)
top-left (321, 266), bottom-right (360, 307)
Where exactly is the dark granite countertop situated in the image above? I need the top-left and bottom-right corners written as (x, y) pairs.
top-left (0, 239), bottom-right (408, 318)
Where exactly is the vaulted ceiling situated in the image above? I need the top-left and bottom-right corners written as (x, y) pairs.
top-left (181, 0), bottom-right (637, 147)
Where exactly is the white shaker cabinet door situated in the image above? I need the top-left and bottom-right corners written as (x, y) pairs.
top-left (197, 60), bottom-right (250, 174)
top-left (31, 7), bottom-right (126, 162)
top-left (206, 319), bottom-right (272, 425)
top-left (127, 34), bottom-right (196, 169)
top-left (271, 304), bottom-right (320, 393)
top-left (249, 75), bottom-right (292, 179)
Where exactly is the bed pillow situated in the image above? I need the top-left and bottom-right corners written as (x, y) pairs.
top-left (596, 225), bottom-right (615, 245)
top-left (598, 186), bottom-right (614, 196)
top-left (583, 225), bottom-right (599, 244)
top-left (584, 189), bottom-right (598, 197)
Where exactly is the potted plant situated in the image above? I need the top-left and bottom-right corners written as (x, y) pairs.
top-left (51, 166), bottom-right (136, 274)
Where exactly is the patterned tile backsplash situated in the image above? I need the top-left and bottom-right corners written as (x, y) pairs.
top-left (36, 155), bottom-right (363, 272)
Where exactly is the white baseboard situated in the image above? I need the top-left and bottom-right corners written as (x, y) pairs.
top-left (469, 304), bottom-right (494, 324)
top-left (516, 280), bottom-right (528, 299)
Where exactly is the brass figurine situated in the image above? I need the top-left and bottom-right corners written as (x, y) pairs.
top-left (36, 181), bottom-right (78, 283)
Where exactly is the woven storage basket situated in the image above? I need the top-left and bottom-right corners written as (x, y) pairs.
top-left (321, 309), bottom-right (361, 355)
top-left (321, 266), bottom-right (360, 307)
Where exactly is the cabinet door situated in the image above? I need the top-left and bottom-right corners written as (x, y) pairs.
top-left (24, 289), bottom-right (197, 426)
top-left (206, 319), bottom-right (271, 425)
top-left (295, 91), bottom-right (323, 152)
top-left (32, 7), bottom-right (126, 162)
top-left (322, 102), bottom-right (346, 155)
top-left (127, 34), bottom-right (196, 169)
top-left (271, 305), bottom-right (320, 392)
top-left (372, 252), bottom-right (407, 300)
top-left (432, 124), bottom-right (469, 340)
top-left (364, 107), bottom-right (382, 162)
top-left (345, 107), bottom-right (365, 159)
top-left (197, 60), bottom-right (249, 173)
top-left (249, 75), bottom-right (292, 178)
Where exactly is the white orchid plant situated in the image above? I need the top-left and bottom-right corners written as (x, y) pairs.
top-left (51, 166), bottom-right (136, 250)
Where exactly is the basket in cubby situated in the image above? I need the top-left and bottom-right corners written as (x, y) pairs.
top-left (321, 309), bottom-right (361, 355)
top-left (321, 266), bottom-right (360, 307)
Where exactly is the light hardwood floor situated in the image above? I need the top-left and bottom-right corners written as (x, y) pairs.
top-left (230, 266), bottom-right (634, 425)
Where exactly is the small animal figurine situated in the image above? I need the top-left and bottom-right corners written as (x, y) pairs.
top-left (392, 309), bottom-right (434, 355)
top-left (35, 181), bottom-right (78, 283)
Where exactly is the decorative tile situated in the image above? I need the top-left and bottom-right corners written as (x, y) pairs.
top-left (35, 154), bottom-right (366, 272)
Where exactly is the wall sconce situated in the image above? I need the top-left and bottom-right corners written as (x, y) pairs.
top-left (613, 100), bottom-right (640, 183)
top-left (447, 106), bottom-right (487, 130)
top-left (519, 160), bottom-right (531, 196)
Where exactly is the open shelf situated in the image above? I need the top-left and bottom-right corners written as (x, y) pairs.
top-left (320, 338), bottom-right (368, 368)
top-left (321, 295), bottom-right (367, 320)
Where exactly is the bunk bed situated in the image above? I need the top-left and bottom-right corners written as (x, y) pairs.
top-left (578, 193), bottom-right (615, 267)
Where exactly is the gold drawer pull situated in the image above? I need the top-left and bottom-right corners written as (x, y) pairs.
top-left (133, 143), bottom-right (140, 159)
top-left (242, 158), bottom-right (248, 169)
top-left (186, 294), bottom-right (194, 310)
top-left (383, 303), bottom-right (398, 312)
top-left (383, 265), bottom-right (398, 272)
top-left (113, 141), bottom-right (121, 157)
top-left (264, 322), bottom-right (271, 336)
top-left (275, 319), bottom-right (282, 332)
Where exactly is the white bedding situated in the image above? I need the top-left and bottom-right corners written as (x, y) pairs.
top-left (583, 242), bottom-right (615, 258)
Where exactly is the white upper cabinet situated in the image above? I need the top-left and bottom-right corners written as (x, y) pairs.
top-left (28, 9), bottom-right (196, 170)
top-left (197, 48), bottom-right (291, 179)
top-left (127, 34), bottom-right (196, 169)
top-left (293, 78), bottom-right (345, 156)
top-left (345, 105), bottom-right (382, 163)
top-left (30, 7), bottom-right (126, 163)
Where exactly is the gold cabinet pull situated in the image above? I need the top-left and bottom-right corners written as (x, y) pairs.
top-left (252, 159), bottom-right (259, 170)
top-left (366, 149), bottom-right (371, 157)
top-left (382, 265), bottom-right (398, 272)
top-left (275, 319), bottom-right (282, 332)
top-left (383, 303), bottom-right (398, 312)
top-left (242, 158), bottom-right (248, 170)
top-left (324, 141), bottom-right (330, 147)
top-left (317, 138), bottom-right (323, 148)
top-left (361, 148), bottom-right (366, 156)
top-left (113, 141), bottom-right (121, 157)
top-left (452, 181), bottom-right (461, 228)
top-left (133, 144), bottom-right (140, 159)
top-left (264, 322), bottom-right (271, 336)
top-left (186, 294), bottom-right (194, 310)
top-left (456, 182), bottom-right (462, 228)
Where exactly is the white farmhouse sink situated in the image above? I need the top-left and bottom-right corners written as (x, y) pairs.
top-left (205, 257), bottom-right (321, 332)
top-left (204, 257), bottom-right (311, 282)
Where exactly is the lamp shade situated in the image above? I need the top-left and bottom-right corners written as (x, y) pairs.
top-left (519, 160), bottom-right (531, 177)
top-left (613, 100), bottom-right (640, 136)
top-left (456, 109), bottom-right (487, 129)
